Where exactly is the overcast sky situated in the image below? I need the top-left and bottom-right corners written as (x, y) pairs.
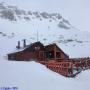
top-left (1, 0), bottom-right (90, 32)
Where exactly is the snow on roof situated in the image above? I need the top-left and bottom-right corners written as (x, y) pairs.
top-left (8, 41), bottom-right (43, 54)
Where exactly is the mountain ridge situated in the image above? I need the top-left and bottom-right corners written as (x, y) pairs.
top-left (0, 2), bottom-right (71, 30)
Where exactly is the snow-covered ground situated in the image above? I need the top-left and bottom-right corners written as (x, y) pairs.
top-left (0, 33), bottom-right (90, 90)
top-left (0, 1), bottom-right (90, 90)
top-left (0, 59), bottom-right (90, 90)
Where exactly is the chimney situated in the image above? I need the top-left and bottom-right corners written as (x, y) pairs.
top-left (16, 41), bottom-right (20, 49)
top-left (23, 39), bottom-right (26, 48)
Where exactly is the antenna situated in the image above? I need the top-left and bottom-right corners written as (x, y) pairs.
top-left (37, 30), bottom-right (39, 42)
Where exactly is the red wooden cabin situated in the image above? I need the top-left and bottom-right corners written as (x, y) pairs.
top-left (8, 41), bottom-right (69, 61)
top-left (7, 41), bottom-right (90, 77)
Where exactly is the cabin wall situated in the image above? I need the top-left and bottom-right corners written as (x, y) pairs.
top-left (60, 52), bottom-right (68, 60)
top-left (16, 52), bottom-right (38, 60)
top-left (45, 45), bottom-right (68, 61)
top-left (8, 50), bottom-right (46, 61)
top-left (55, 46), bottom-right (69, 60)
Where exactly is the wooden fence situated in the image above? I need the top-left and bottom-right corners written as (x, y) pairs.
top-left (38, 58), bottom-right (90, 77)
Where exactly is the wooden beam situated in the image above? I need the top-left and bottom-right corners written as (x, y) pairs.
top-left (54, 45), bottom-right (56, 61)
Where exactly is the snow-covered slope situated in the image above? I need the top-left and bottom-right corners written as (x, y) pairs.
top-left (0, 2), bottom-right (90, 90)
top-left (0, 60), bottom-right (90, 90)
top-left (0, 2), bottom-right (90, 58)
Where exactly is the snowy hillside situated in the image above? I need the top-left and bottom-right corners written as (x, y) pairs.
top-left (0, 60), bottom-right (90, 90)
top-left (0, 2), bottom-right (90, 58)
top-left (0, 1), bottom-right (90, 90)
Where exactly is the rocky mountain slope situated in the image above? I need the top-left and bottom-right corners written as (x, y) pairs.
top-left (0, 2), bottom-right (71, 29)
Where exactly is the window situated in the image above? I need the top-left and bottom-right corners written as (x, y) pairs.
top-left (35, 46), bottom-right (40, 50)
top-left (45, 51), bottom-right (54, 59)
top-left (56, 52), bottom-right (61, 58)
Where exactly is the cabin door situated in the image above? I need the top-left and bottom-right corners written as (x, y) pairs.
top-left (39, 51), bottom-right (44, 61)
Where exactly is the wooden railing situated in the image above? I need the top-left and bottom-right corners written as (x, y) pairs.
top-left (37, 58), bottom-right (90, 77)
top-left (38, 61), bottom-right (74, 77)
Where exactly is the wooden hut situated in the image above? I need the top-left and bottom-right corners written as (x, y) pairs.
top-left (8, 42), bottom-right (69, 61)
top-left (7, 41), bottom-right (90, 77)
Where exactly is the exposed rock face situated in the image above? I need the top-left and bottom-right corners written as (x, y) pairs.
top-left (0, 3), bottom-right (70, 29)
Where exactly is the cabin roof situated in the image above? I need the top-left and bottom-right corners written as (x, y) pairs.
top-left (8, 41), bottom-right (43, 55)
top-left (8, 41), bottom-right (68, 57)
top-left (45, 43), bottom-right (68, 57)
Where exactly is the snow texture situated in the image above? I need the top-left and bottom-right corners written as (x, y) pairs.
top-left (0, 1), bottom-right (90, 90)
